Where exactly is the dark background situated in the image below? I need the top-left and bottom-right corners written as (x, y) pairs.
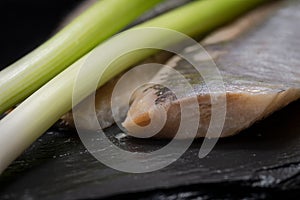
top-left (0, 0), bottom-right (82, 70)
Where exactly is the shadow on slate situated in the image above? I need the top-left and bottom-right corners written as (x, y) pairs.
top-left (1, 98), bottom-right (300, 199)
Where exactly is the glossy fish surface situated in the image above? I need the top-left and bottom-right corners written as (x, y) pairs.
top-left (63, 2), bottom-right (278, 131)
top-left (123, 0), bottom-right (300, 138)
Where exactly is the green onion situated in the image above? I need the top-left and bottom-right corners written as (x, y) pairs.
top-left (0, 0), bottom-right (163, 115)
top-left (0, 0), bottom-right (265, 173)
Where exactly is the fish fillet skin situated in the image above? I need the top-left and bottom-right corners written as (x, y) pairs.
top-left (62, 2), bottom-right (277, 130)
top-left (123, 0), bottom-right (300, 138)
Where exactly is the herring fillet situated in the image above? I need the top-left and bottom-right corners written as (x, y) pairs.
top-left (123, 0), bottom-right (300, 138)
top-left (62, 2), bottom-right (277, 130)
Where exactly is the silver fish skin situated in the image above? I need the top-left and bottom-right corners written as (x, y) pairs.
top-left (62, 1), bottom-right (278, 130)
top-left (123, 0), bottom-right (300, 138)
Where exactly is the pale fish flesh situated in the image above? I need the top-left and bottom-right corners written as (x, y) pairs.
top-left (62, 1), bottom-right (278, 131)
top-left (122, 0), bottom-right (300, 138)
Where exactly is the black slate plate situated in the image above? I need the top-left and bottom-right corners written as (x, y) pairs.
top-left (1, 98), bottom-right (300, 199)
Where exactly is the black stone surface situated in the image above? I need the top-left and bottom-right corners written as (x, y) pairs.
top-left (1, 99), bottom-right (300, 199)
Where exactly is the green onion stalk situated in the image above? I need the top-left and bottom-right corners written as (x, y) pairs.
top-left (0, 0), bottom-right (163, 115)
top-left (0, 0), bottom-right (265, 174)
